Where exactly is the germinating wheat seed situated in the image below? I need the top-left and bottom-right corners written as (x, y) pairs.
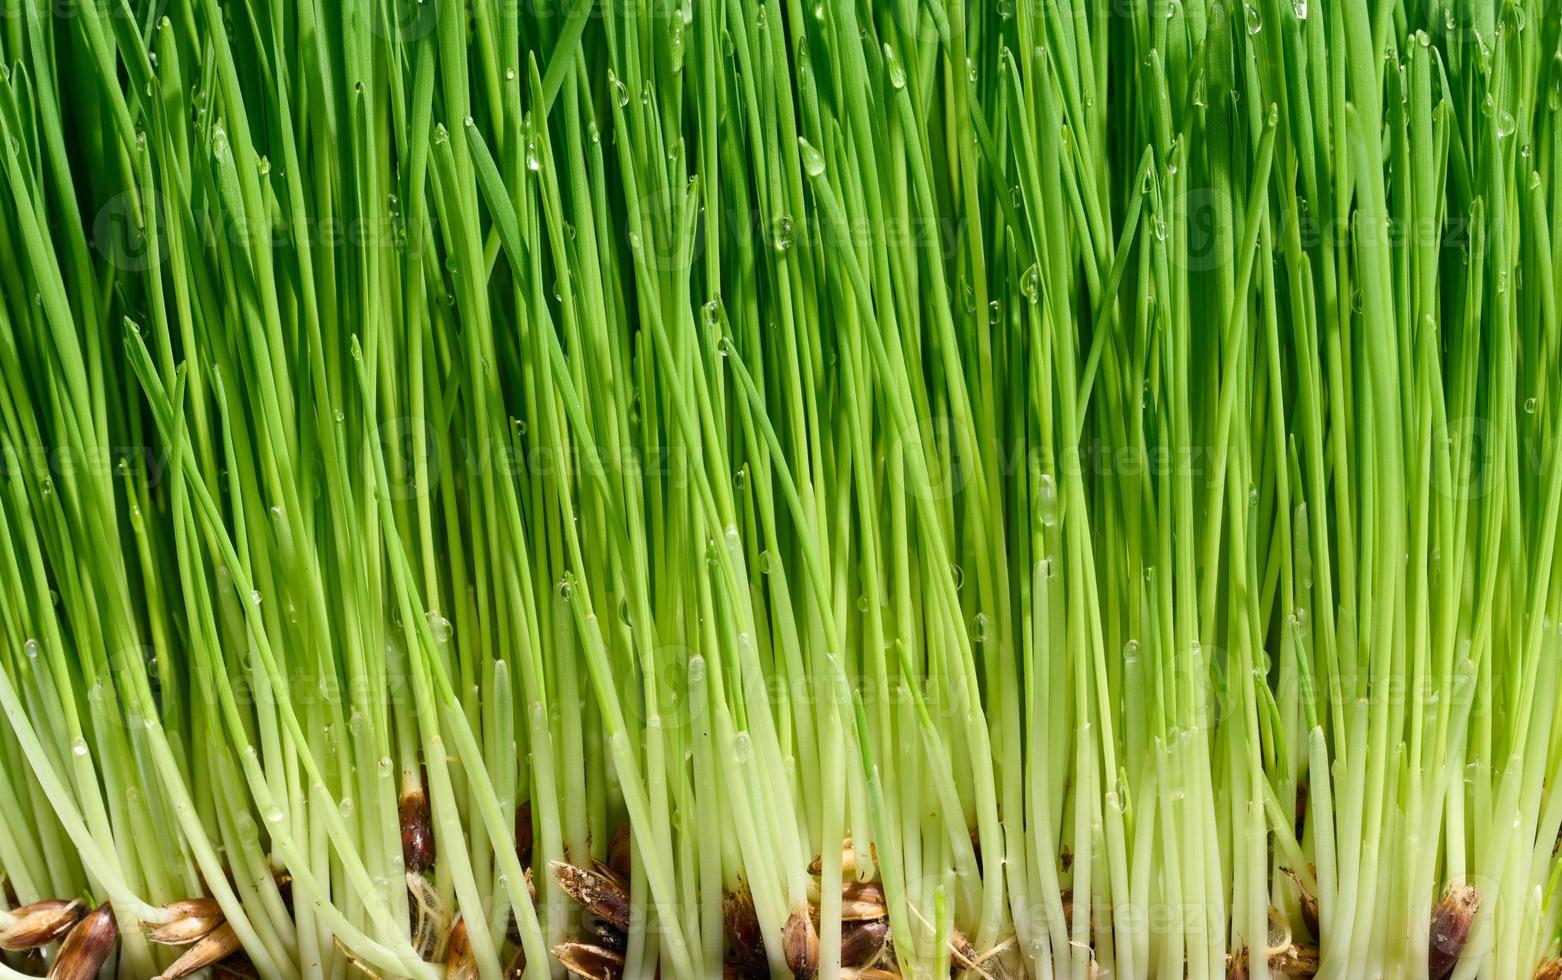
top-left (0, 0), bottom-right (1558, 977)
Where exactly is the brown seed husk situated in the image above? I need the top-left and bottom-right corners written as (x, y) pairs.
top-left (808, 838), bottom-right (866, 877)
top-left (444, 916), bottom-right (476, 980)
top-left (607, 822), bottom-right (632, 879)
top-left (839, 919), bottom-right (890, 967)
top-left (722, 889), bottom-right (766, 977)
top-left (550, 861), bottom-right (631, 932)
top-left (400, 786), bottom-right (436, 875)
top-left (1428, 882), bottom-right (1479, 980)
top-left (948, 927), bottom-right (982, 973)
top-left (0, 899), bottom-right (85, 951)
top-left (154, 922), bottom-right (241, 979)
top-left (587, 915), bottom-right (627, 954)
top-left (145, 898), bottom-right (225, 946)
top-left (1273, 942), bottom-right (1320, 978)
top-left (783, 908), bottom-right (819, 980)
top-left (48, 903), bottom-right (116, 980)
top-left (504, 945), bottom-right (526, 978)
top-left (840, 882), bottom-right (888, 922)
top-left (1535, 958), bottom-right (1562, 980)
top-left (553, 940), bottom-right (624, 980)
top-left (1229, 939), bottom-right (1321, 979)
top-left (1282, 868), bottom-right (1320, 939)
top-left (515, 801), bottom-right (534, 868)
top-left (212, 951), bottom-right (261, 978)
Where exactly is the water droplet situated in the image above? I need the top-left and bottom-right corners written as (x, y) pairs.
top-left (965, 57), bottom-right (978, 83)
top-left (1524, 396), bottom-right (1538, 414)
top-left (1192, 70), bottom-right (1208, 108)
top-left (733, 731), bottom-right (752, 762)
top-left (257, 156), bottom-right (271, 175)
top-left (1153, 215), bottom-right (1168, 241)
top-left (526, 140), bottom-right (542, 171)
top-left (773, 215), bottom-right (795, 251)
top-left (334, 409), bottom-right (345, 423)
top-left (951, 563), bottom-right (965, 591)
top-left (249, 589), bottom-right (262, 606)
top-left (71, 737), bottom-right (89, 756)
top-left (988, 300), bottom-right (1001, 325)
top-left (1021, 265), bottom-right (1040, 302)
top-left (971, 612), bottom-right (993, 644)
top-left (556, 578), bottom-right (573, 601)
top-left (23, 639), bottom-right (38, 658)
top-left (885, 46), bottom-right (907, 89)
top-left (428, 611), bottom-right (453, 642)
top-left (610, 72), bottom-right (628, 107)
top-left (733, 468), bottom-right (748, 491)
top-left (1243, 3), bottom-right (1262, 33)
top-left (798, 138), bottom-right (826, 177)
top-left (1038, 473), bottom-right (1058, 526)
top-left (264, 805), bottom-right (285, 823)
